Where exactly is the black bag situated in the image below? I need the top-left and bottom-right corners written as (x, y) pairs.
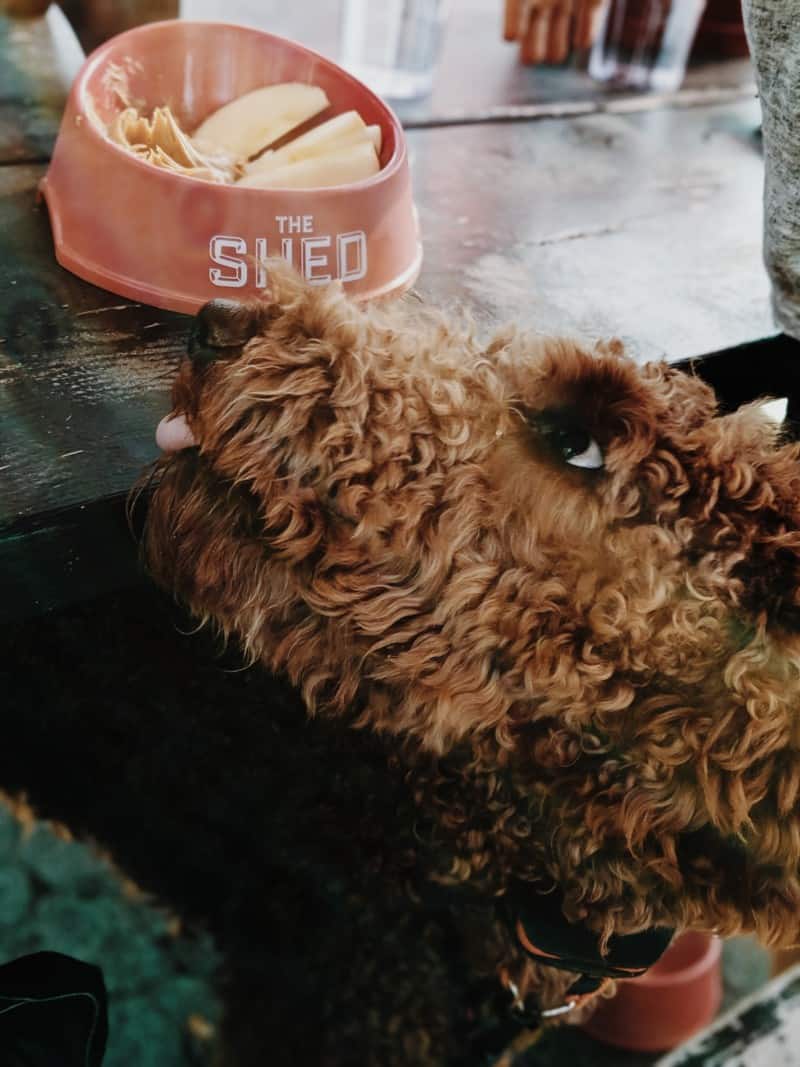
top-left (0, 952), bottom-right (107, 1067)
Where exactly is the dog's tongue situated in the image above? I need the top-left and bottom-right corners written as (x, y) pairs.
top-left (156, 413), bottom-right (196, 453)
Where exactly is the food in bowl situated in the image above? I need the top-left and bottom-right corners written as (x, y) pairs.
top-left (106, 80), bottom-right (384, 190)
top-left (108, 106), bottom-right (237, 182)
top-left (239, 111), bottom-right (382, 188)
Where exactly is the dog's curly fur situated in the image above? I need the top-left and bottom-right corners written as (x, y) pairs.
top-left (133, 263), bottom-right (800, 1063)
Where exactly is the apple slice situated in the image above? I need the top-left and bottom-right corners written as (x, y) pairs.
top-left (236, 140), bottom-right (379, 190)
top-left (364, 125), bottom-right (383, 155)
top-left (245, 121), bottom-right (383, 176)
top-left (245, 110), bottom-right (367, 177)
top-left (192, 83), bottom-right (329, 160)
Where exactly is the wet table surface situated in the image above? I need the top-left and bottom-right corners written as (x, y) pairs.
top-left (0, 6), bottom-right (797, 621)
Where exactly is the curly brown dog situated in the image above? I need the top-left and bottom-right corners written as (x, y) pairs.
top-left (139, 262), bottom-right (800, 1065)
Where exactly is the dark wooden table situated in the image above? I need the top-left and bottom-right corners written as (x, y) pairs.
top-left (0, 4), bottom-right (798, 623)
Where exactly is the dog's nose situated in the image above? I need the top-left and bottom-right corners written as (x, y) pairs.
top-left (188, 299), bottom-right (262, 365)
top-left (187, 308), bottom-right (214, 362)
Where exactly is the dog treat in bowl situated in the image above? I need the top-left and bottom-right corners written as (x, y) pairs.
top-left (108, 105), bottom-right (238, 183)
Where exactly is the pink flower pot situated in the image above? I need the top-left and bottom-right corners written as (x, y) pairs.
top-left (581, 932), bottom-right (723, 1052)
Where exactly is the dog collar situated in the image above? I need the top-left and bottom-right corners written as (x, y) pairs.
top-left (458, 885), bottom-right (674, 1061)
top-left (506, 880), bottom-right (674, 1009)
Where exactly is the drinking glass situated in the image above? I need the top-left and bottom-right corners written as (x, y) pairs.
top-left (338, 0), bottom-right (448, 100)
top-left (588, 0), bottom-right (707, 92)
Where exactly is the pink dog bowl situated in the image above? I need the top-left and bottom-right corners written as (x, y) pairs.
top-left (582, 932), bottom-right (723, 1052)
top-left (40, 20), bottom-right (422, 312)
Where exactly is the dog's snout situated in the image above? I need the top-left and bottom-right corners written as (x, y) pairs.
top-left (188, 299), bottom-right (263, 365)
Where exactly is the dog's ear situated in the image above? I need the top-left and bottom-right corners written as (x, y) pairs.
top-left (188, 299), bottom-right (270, 366)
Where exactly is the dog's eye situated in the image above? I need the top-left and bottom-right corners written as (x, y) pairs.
top-left (533, 412), bottom-right (604, 470)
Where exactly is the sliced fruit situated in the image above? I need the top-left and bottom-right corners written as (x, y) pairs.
top-left (192, 83), bottom-right (329, 160)
top-left (364, 124), bottom-right (383, 155)
top-left (236, 139), bottom-right (379, 190)
top-left (245, 110), bottom-right (367, 176)
top-left (245, 119), bottom-right (383, 179)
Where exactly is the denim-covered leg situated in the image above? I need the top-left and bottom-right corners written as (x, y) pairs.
top-left (743, 0), bottom-right (800, 339)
